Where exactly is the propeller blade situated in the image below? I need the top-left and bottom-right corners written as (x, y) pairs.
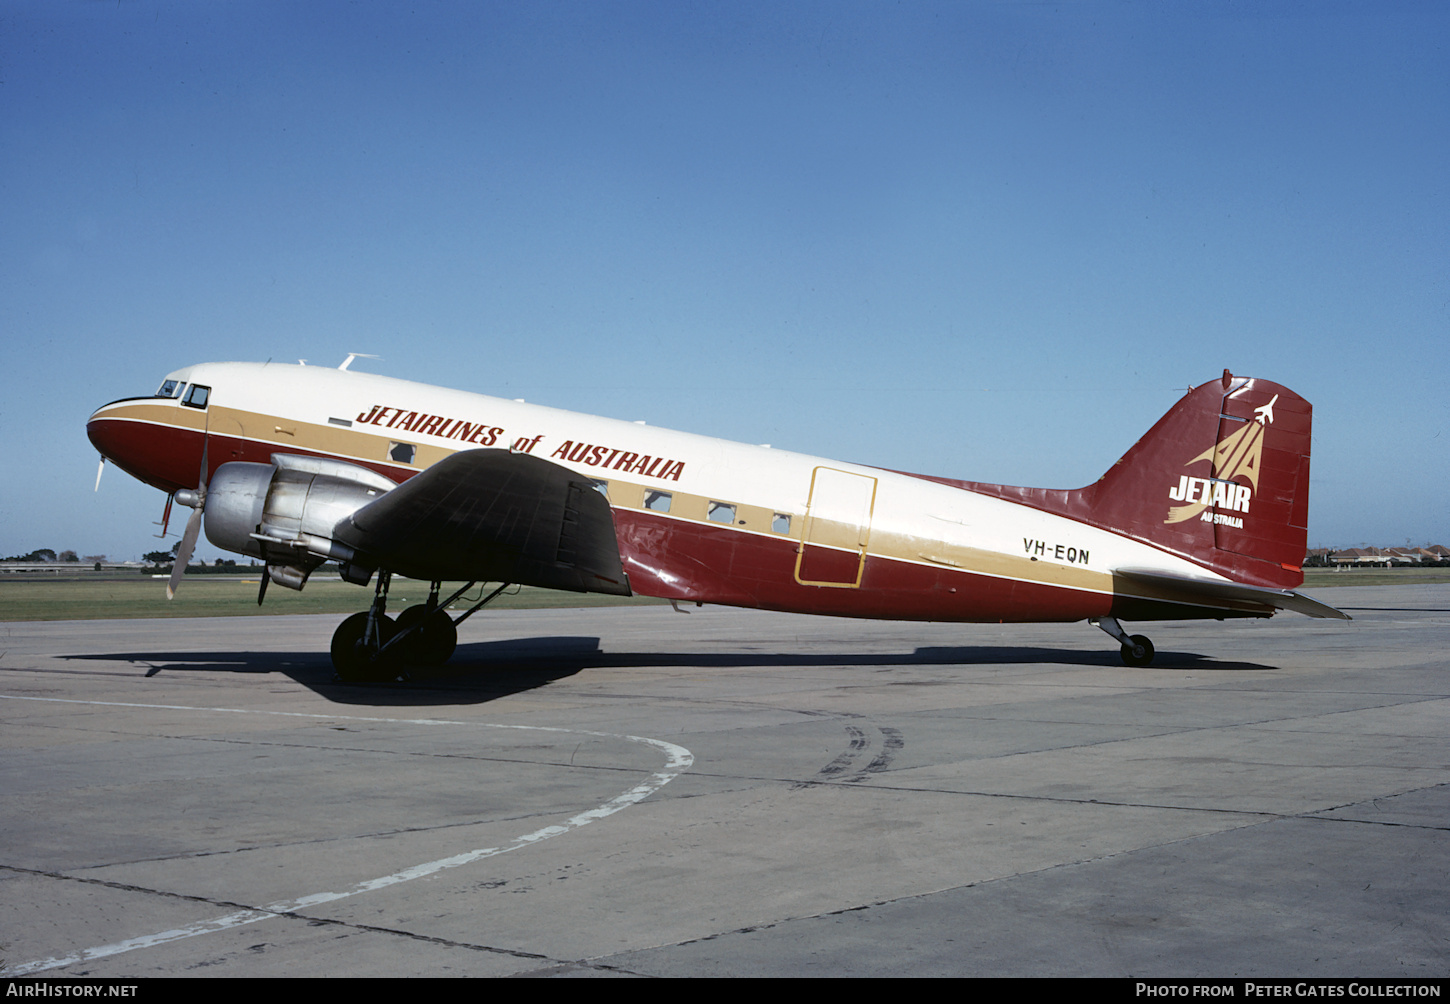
top-left (94, 456), bottom-right (106, 492)
top-left (196, 432), bottom-right (209, 488)
top-left (165, 422), bottom-right (211, 600)
top-left (167, 505), bottom-right (203, 600)
top-left (257, 570), bottom-right (269, 606)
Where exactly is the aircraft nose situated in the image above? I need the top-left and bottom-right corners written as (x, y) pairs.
top-left (86, 406), bottom-right (118, 457)
top-left (87, 401), bottom-right (195, 493)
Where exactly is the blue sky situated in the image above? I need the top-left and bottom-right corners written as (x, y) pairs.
top-left (2, 0), bottom-right (1445, 562)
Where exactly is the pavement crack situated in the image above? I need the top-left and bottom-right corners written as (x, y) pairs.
top-left (0, 862), bottom-right (274, 914)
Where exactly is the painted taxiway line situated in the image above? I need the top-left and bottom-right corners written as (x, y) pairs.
top-left (2, 695), bottom-right (695, 976)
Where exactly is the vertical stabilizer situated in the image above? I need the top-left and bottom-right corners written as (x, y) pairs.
top-left (949, 372), bottom-right (1313, 590)
top-left (1077, 372), bottom-right (1312, 589)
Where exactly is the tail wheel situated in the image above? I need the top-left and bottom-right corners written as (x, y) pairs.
top-left (1120, 634), bottom-right (1155, 667)
top-left (395, 605), bottom-right (458, 666)
top-left (331, 612), bottom-right (399, 681)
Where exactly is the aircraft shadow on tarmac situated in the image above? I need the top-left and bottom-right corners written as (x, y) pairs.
top-left (58, 637), bottom-right (1275, 706)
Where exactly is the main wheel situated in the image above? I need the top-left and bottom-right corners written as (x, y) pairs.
top-left (331, 612), bottom-right (398, 681)
top-left (395, 605), bottom-right (458, 666)
top-left (1119, 634), bottom-right (1155, 667)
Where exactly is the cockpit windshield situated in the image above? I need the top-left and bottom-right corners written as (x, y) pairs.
top-left (156, 379), bottom-right (183, 398)
top-left (182, 384), bottom-right (210, 409)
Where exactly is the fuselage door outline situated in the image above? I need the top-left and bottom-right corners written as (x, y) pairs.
top-left (793, 466), bottom-right (878, 589)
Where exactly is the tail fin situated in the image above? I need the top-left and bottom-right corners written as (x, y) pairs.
top-left (1081, 371), bottom-right (1311, 589)
top-left (953, 371), bottom-right (1312, 590)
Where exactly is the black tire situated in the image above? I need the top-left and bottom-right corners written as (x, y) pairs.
top-left (395, 605), bottom-right (458, 666)
top-left (331, 612), bottom-right (398, 681)
top-left (1119, 634), bottom-right (1155, 667)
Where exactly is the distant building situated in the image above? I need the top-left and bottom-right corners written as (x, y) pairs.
top-left (1309, 545), bottom-right (1449, 567)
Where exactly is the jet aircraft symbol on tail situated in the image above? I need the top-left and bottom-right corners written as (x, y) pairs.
top-left (1254, 394), bottom-right (1278, 426)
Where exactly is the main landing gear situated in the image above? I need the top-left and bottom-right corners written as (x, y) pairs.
top-left (1090, 616), bottom-right (1156, 667)
top-left (329, 573), bottom-right (513, 682)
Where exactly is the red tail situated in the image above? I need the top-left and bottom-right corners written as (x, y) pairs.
top-left (951, 372), bottom-right (1312, 590)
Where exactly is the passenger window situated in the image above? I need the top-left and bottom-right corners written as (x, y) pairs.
top-left (707, 502), bottom-right (736, 524)
top-left (181, 384), bottom-right (210, 409)
top-left (772, 513), bottom-right (792, 534)
top-left (590, 479), bottom-right (610, 498)
top-left (645, 490), bottom-right (672, 513)
top-left (156, 379), bottom-right (181, 398)
top-left (388, 442), bottom-right (416, 464)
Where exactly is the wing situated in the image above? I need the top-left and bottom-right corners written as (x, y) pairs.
top-left (336, 449), bottom-right (631, 595)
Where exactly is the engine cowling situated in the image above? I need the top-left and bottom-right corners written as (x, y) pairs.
top-left (204, 455), bottom-right (396, 589)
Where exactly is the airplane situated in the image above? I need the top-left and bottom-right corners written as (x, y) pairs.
top-left (87, 360), bottom-right (1347, 680)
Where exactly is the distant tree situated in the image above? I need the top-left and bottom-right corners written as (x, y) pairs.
top-left (59, 550), bottom-right (79, 562)
top-left (83, 555), bottom-right (107, 564)
top-left (143, 550), bottom-right (174, 565)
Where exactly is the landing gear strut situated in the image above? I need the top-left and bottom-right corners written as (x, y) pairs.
top-left (329, 576), bottom-right (514, 681)
top-left (395, 581), bottom-right (457, 665)
top-left (331, 571), bottom-right (399, 682)
top-left (1091, 616), bottom-right (1155, 667)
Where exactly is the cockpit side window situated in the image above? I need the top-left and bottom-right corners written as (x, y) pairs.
top-left (157, 379), bottom-right (182, 398)
top-left (181, 384), bottom-right (211, 410)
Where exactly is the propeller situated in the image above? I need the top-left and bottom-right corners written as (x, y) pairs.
top-left (166, 436), bottom-right (209, 600)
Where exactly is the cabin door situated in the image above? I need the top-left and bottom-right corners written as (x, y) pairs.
top-left (794, 466), bottom-right (877, 588)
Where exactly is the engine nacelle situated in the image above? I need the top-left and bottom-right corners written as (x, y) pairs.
top-left (204, 455), bottom-right (396, 589)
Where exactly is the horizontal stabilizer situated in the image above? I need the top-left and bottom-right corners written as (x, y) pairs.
top-left (1114, 567), bottom-right (1350, 620)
